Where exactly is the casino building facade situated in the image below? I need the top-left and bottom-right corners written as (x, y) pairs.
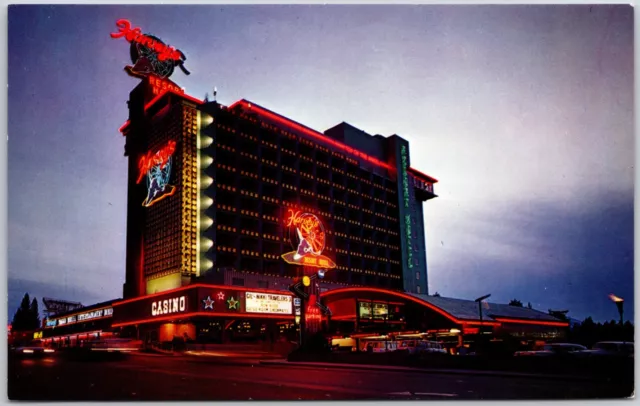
top-left (33, 20), bottom-right (568, 350)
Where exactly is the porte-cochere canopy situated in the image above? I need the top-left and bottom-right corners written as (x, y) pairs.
top-left (320, 287), bottom-right (568, 334)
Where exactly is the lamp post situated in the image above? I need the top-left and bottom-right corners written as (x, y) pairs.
top-left (609, 294), bottom-right (624, 325)
top-left (474, 294), bottom-right (491, 330)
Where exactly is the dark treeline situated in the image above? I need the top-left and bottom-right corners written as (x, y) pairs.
top-left (567, 317), bottom-right (634, 347)
top-left (11, 293), bottom-right (41, 331)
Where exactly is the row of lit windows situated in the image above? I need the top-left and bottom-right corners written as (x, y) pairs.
top-left (263, 253), bottom-right (279, 260)
top-left (218, 245), bottom-right (237, 253)
top-left (281, 147), bottom-right (296, 156)
top-left (240, 170), bottom-right (258, 179)
top-left (240, 250), bottom-right (260, 257)
top-left (241, 229), bottom-right (260, 238)
top-left (261, 196), bottom-right (279, 205)
top-left (217, 163), bottom-right (236, 173)
top-left (261, 139), bottom-right (278, 150)
top-left (263, 214), bottom-right (278, 223)
top-left (263, 233), bottom-right (281, 241)
top-left (217, 204), bottom-right (237, 212)
top-left (240, 190), bottom-right (259, 199)
top-left (240, 209), bottom-right (260, 218)
top-left (240, 151), bottom-right (259, 161)
top-left (218, 225), bottom-right (237, 233)
top-left (218, 143), bottom-right (236, 153)
top-left (261, 158), bottom-right (278, 167)
top-left (263, 177), bottom-right (278, 185)
top-left (218, 183), bottom-right (236, 192)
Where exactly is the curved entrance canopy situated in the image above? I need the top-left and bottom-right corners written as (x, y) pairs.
top-left (320, 287), bottom-right (568, 330)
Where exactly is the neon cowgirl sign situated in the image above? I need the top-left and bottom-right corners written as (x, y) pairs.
top-left (281, 209), bottom-right (336, 269)
top-left (111, 19), bottom-right (190, 79)
top-left (137, 140), bottom-right (177, 207)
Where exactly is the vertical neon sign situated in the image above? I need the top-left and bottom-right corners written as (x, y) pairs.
top-left (400, 145), bottom-right (413, 269)
top-left (137, 140), bottom-right (177, 207)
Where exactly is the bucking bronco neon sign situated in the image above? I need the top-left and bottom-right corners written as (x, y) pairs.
top-left (137, 140), bottom-right (177, 207)
top-left (281, 209), bottom-right (336, 269)
top-left (111, 19), bottom-right (190, 79)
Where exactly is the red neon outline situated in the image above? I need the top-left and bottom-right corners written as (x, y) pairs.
top-left (118, 120), bottom-right (130, 134)
top-left (321, 287), bottom-right (501, 326)
top-left (228, 100), bottom-right (438, 184)
top-left (492, 317), bottom-right (569, 327)
top-left (143, 89), bottom-right (203, 114)
top-left (113, 284), bottom-right (293, 307)
top-left (228, 100), bottom-right (393, 170)
top-left (112, 311), bottom-right (293, 328)
top-left (408, 167), bottom-right (439, 184)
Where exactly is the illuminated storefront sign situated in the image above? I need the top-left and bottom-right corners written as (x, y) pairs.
top-left (400, 145), bottom-right (413, 269)
top-left (202, 296), bottom-right (215, 310)
top-left (151, 295), bottom-right (186, 316)
top-left (110, 19), bottom-right (190, 79)
top-left (33, 331), bottom-right (43, 339)
top-left (245, 292), bottom-right (292, 315)
top-left (358, 302), bottom-right (389, 320)
top-left (137, 140), bottom-right (177, 207)
top-left (77, 308), bottom-right (113, 322)
top-left (281, 209), bottom-right (336, 269)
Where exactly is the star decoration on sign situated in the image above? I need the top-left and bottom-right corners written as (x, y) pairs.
top-left (227, 296), bottom-right (239, 310)
top-left (202, 296), bottom-right (215, 310)
top-left (217, 291), bottom-right (225, 301)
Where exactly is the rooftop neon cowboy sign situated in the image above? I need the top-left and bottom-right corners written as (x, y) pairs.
top-left (111, 19), bottom-right (190, 79)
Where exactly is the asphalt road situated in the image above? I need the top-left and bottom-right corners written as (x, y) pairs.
top-left (7, 352), bottom-right (633, 401)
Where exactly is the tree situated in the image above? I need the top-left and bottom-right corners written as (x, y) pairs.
top-left (509, 299), bottom-right (523, 307)
top-left (432, 292), bottom-right (441, 297)
top-left (11, 293), bottom-right (31, 331)
top-left (11, 293), bottom-right (40, 331)
top-left (527, 302), bottom-right (533, 309)
top-left (29, 298), bottom-right (41, 330)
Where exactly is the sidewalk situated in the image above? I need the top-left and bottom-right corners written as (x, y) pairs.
top-left (258, 359), bottom-right (606, 382)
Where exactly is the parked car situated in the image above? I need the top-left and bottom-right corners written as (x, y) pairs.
top-left (575, 341), bottom-right (634, 358)
top-left (413, 341), bottom-right (447, 355)
top-left (514, 343), bottom-right (587, 357)
top-left (363, 341), bottom-right (398, 353)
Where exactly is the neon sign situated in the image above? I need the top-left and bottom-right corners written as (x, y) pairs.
top-left (148, 75), bottom-right (184, 97)
top-left (110, 19), bottom-right (190, 79)
top-left (400, 145), bottom-right (413, 269)
top-left (151, 295), bottom-right (186, 316)
top-left (281, 209), bottom-right (336, 269)
top-left (137, 140), bottom-right (177, 207)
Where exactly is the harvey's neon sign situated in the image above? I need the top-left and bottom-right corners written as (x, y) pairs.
top-left (281, 209), bottom-right (336, 269)
top-left (138, 140), bottom-right (177, 207)
top-left (111, 19), bottom-right (182, 62)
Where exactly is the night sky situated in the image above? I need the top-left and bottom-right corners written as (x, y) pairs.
top-left (8, 5), bottom-right (634, 323)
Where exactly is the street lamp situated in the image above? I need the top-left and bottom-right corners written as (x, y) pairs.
top-left (474, 294), bottom-right (491, 331)
top-left (609, 294), bottom-right (624, 325)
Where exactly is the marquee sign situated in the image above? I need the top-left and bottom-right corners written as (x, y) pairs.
top-left (111, 19), bottom-right (190, 79)
top-left (43, 307), bottom-right (113, 329)
top-left (137, 140), bottom-right (177, 207)
top-left (245, 292), bottom-right (292, 315)
top-left (281, 209), bottom-right (336, 269)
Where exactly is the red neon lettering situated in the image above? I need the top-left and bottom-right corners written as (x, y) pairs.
top-left (137, 140), bottom-right (177, 183)
top-left (111, 19), bottom-right (183, 63)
